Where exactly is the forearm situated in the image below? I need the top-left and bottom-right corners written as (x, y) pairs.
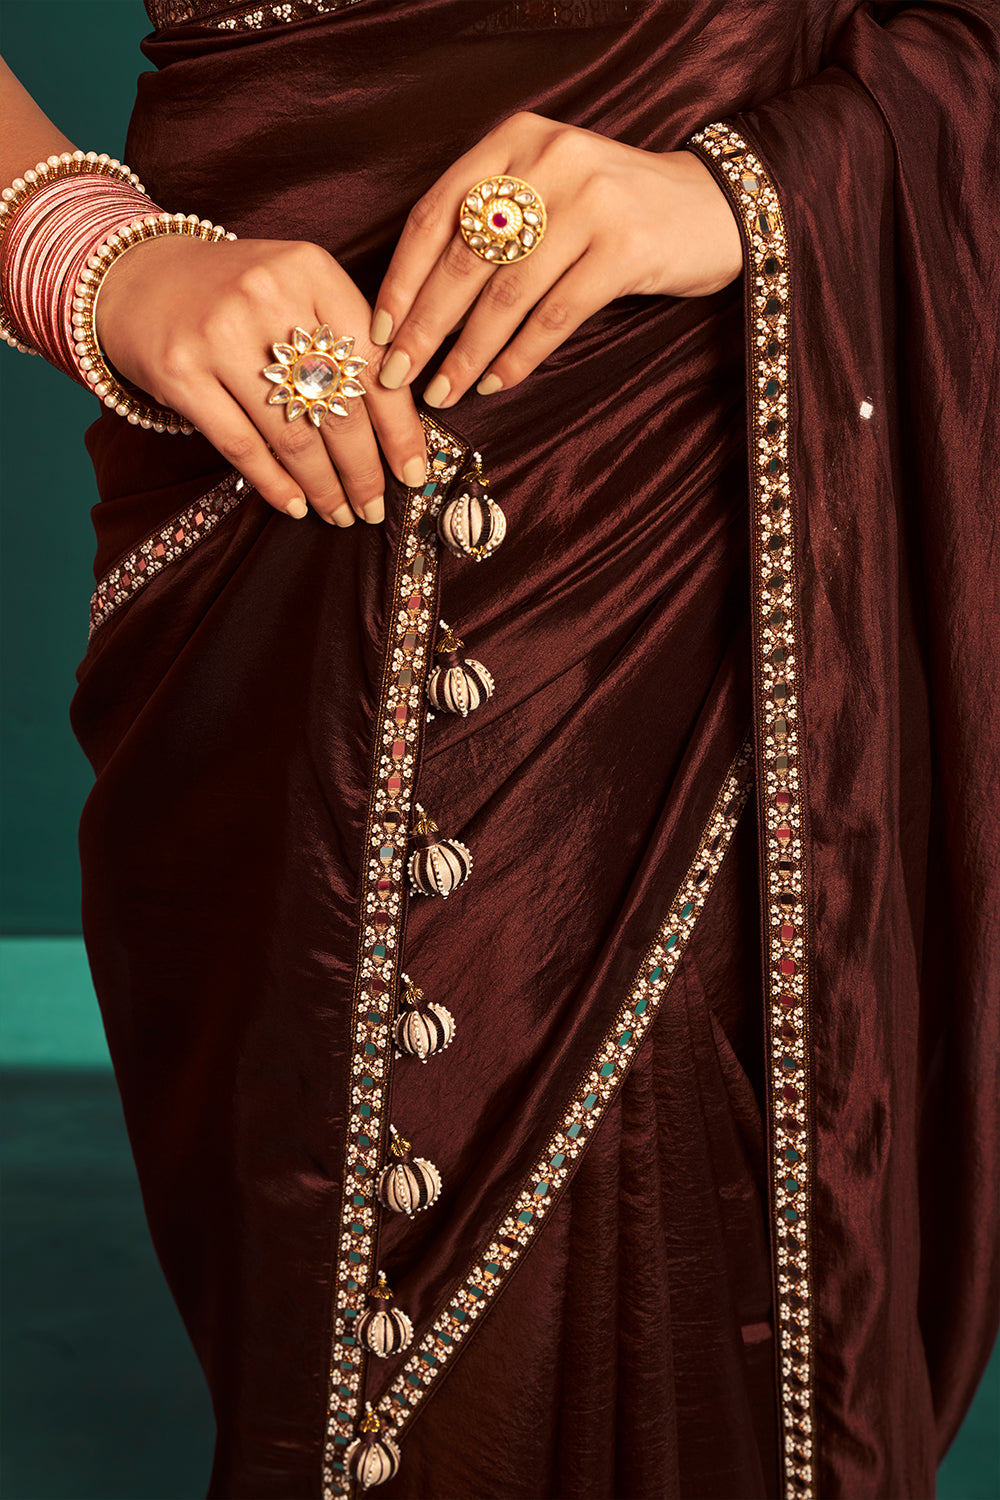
top-left (0, 56), bottom-right (77, 182)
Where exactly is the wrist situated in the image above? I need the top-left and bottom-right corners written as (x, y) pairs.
top-left (661, 148), bottom-right (744, 295)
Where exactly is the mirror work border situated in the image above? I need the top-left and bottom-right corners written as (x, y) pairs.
top-left (322, 418), bottom-right (469, 1497)
top-left (689, 121), bottom-right (815, 1500)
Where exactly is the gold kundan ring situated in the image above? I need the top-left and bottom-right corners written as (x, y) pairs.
top-left (263, 326), bottom-right (368, 427)
top-left (458, 177), bottom-right (547, 264)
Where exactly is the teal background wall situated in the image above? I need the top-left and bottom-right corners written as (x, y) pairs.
top-left (1, 0), bottom-right (151, 934)
top-left (1, 5), bottom-right (997, 1496)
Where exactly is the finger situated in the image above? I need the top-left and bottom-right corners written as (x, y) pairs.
top-left (377, 233), bottom-right (495, 392)
top-left (179, 373), bottom-right (318, 521)
top-left (371, 178), bottom-right (480, 352)
top-left (314, 391), bottom-right (391, 523)
top-left (471, 256), bottom-right (614, 396)
top-left (361, 376), bottom-right (430, 490)
top-left (234, 373), bottom-right (361, 525)
top-left (418, 230), bottom-right (582, 408)
top-left (306, 314), bottom-right (426, 496)
top-left (370, 130), bottom-right (522, 349)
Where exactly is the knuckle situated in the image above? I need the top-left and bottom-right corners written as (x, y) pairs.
top-left (158, 344), bottom-right (195, 384)
top-left (447, 343), bottom-right (484, 380)
top-left (201, 307), bottom-right (241, 347)
top-left (485, 272), bottom-right (525, 311)
top-left (216, 433), bottom-right (258, 466)
top-left (343, 463), bottom-right (384, 499)
top-left (540, 125), bottom-right (582, 172)
top-left (325, 399), bottom-right (366, 432)
top-left (441, 237), bottom-right (479, 280)
top-left (393, 309), bottom-right (435, 353)
top-left (409, 189), bottom-right (445, 236)
top-left (507, 109), bottom-right (543, 138)
top-left (232, 263), bottom-right (282, 307)
top-left (274, 424), bottom-right (317, 461)
top-left (287, 238), bottom-right (330, 273)
top-left (534, 298), bottom-right (572, 333)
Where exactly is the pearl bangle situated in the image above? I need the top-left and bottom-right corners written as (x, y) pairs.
top-left (0, 151), bottom-right (236, 435)
top-left (73, 211), bottom-right (236, 434)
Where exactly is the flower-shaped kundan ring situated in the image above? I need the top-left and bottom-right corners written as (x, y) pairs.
top-left (262, 326), bottom-right (368, 427)
top-left (458, 176), bottom-right (547, 263)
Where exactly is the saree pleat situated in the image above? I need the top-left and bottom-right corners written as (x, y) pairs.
top-left (69, 2), bottom-right (999, 1497)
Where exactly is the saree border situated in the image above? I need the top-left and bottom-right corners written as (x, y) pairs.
top-left (362, 738), bottom-right (755, 1455)
top-left (322, 418), bottom-right (468, 1499)
top-left (145, 0), bottom-right (637, 33)
top-left (145, 0), bottom-right (364, 33)
top-left (88, 469), bottom-right (248, 638)
top-left (689, 123), bottom-right (815, 1499)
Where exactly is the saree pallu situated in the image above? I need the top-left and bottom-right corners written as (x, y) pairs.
top-left (70, 2), bottom-right (999, 1497)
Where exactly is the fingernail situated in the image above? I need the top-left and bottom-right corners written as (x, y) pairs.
top-left (286, 497), bottom-right (308, 518)
top-left (330, 503), bottom-right (355, 528)
top-left (371, 308), bottom-right (393, 346)
top-left (363, 496), bottom-right (385, 525)
top-left (403, 456), bottom-right (426, 488)
top-left (380, 349), bottom-right (411, 390)
top-left (423, 372), bottom-right (451, 408)
top-left (477, 373), bottom-right (503, 396)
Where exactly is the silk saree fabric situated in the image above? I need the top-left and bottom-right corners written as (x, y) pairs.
top-left (70, 2), bottom-right (999, 1497)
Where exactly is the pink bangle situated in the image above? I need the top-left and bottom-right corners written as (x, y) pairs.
top-left (1, 150), bottom-right (235, 434)
top-left (0, 151), bottom-right (145, 353)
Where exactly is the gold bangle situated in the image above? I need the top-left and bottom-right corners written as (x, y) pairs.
top-left (74, 211), bottom-right (237, 434)
top-left (0, 150), bottom-right (146, 232)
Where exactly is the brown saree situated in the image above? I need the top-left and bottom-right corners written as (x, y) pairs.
top-left (69, 2), bottom-right (999, 1498)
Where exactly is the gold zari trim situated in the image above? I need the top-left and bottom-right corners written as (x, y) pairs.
top-left (689, 122), bottom-right (815, 1500)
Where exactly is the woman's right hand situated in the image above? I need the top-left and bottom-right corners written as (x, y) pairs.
top-left (95, 233), bottom-right (428, 525)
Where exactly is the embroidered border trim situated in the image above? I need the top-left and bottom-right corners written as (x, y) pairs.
top-left (144, 0), bottom-right (364, 33)
top-left (88, 470), bottom-right (248, 638)
top-left (146, 0), bottom-right (633, 33)
top-left (322, 419), bottom-right (467, 1499)
top-left (360, 740), bottom-right (754, 1451)
top-left (689, 123), bottom-right (814, 1499)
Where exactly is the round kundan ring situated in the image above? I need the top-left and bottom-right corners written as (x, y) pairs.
top-left (459, 176), bottom-right (547, 263)
top-left (262, 326), bottom-right (368, 427)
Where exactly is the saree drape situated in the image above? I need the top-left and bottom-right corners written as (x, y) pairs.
top-left (69, 3), bottom-right (999, 1498)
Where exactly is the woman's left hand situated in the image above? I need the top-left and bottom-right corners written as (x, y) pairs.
top-left (371, 111), bottom-right (744, 409)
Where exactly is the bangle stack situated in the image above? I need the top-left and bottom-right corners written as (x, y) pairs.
top-left (0, 150), bottom-right (235, 434)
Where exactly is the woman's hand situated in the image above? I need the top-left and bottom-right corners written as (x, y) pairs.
top-left (96, 235), bottom-right (428, 525)
top-left (371, 112), bottom-right (744, 408)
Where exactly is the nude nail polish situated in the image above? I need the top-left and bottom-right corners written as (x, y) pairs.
top-left (423, 373), bottom-right (451, 408)
top-left (364, 496), bottom-right (386, 525)
top-left (477, 373), bottom-right (503, 396)
top-left (286, 497), bottom-right (308, 518)
top-left (371, 308), bottom-right (394, 346)
top-left (330, 503), bottom-right (355, 527)
top-left (380, 350), bottom-right (411, 390)
top-left (403, 456), bottom-right (426, 488)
